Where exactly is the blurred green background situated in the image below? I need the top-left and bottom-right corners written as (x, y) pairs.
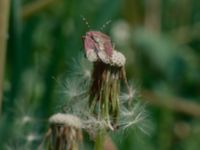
top-left (0, 0), bottom-right (200, 149)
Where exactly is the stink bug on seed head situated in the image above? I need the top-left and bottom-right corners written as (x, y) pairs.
top-left (81, 16), bottom-right (113, 64)
top-left (83, 31), bottom-right (113, 64)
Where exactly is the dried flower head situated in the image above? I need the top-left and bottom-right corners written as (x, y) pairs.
top-left (111, 50), bottom-right (126, 67)
top-left (46, 31), bottom-right (150, 149)
top-left (57, 30), bottom-right (149, 135)
top-left (41, 113), bottom-right (83, 150)
top-left (49, 113), bottom-right (82, 129)
top-left (82, 31), bottom-right (149, 135)
top-left (88, 62), bottom-right (124, 128)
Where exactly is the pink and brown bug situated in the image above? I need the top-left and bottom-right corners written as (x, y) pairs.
top-left (82, 31), bottom-right (113, 64)
top-left (81, 17), bottom-right (114, 64)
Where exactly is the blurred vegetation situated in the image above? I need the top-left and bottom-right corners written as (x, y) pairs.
top-left (0, 0), bottom-right (200, 149)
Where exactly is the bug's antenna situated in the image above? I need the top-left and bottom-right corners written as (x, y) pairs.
top-left (100, 20), bottom-right (112, 31)
top-left (80, 15), bottom-right (90, 29)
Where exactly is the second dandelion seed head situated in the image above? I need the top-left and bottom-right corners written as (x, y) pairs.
top-left (48, 113), bottom-right (83, 150)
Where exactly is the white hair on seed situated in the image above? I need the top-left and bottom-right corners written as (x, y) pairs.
top-left (49, 113), bottom-right (82, 129)
top-left (111, 50), bottom-right (126, 67)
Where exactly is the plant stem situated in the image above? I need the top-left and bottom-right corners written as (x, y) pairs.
top-left (0, 0), bottom-right (10, 114)
top-left (94, 129), bottom-right (106, 150)
top-left (70, 142), bottom-right (79, 150)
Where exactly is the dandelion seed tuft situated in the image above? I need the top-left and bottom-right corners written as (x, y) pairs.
top-left (69, 56), bottom-right (92, 81)
top-left (49, 113), bottom-right (82, 129)
top-left (111, 50), bottom-right (126, 67)
top-left (119, 103), bottom-right (150, 135)
top-left (42, 113), bottom-right (83, 150)
top-left (120, 86), bottom-right (136, 102)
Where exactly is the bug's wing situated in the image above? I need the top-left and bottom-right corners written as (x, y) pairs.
top-left (103, 39), bottom-right (113, 57)
top-left (84, 36), bottom-right (96, 52)
top-left (94, 31), bottom-right (113, 57)
top-left (84, 36), bottom-right (98, 62)
top-left (85, 31), bottom-right (113, 63)
top-left (97, 50), bottom-right (110, 64)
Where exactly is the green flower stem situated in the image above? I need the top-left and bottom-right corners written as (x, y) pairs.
top-left (112, 76), bottom-right (120, 124)
top-left (70, 142), bottom-right (79, 150)
top-left (94, 129), bottom-right (106, 150)
top-left (105, 70), bottom-right (111, 125)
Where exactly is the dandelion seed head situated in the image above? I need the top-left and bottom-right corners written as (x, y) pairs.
top-left (56, 53), bottom-right (150, 139)
top-left (111, 50), bottom-right (126, 67)
top-left (49, 113), bottom-right (82, 129)
top-left (48, 113), bottom-right (83, 149)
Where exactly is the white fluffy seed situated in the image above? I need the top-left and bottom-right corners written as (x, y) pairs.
top-left (49, 113), bottom-right (82, 128)
top-left (111, 50), bottom-right (126, 67)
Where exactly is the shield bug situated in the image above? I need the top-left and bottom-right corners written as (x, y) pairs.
top-left (81, 17), bottom-right (114, 64)
top-left (83, 31), bottom-right (113, 64)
